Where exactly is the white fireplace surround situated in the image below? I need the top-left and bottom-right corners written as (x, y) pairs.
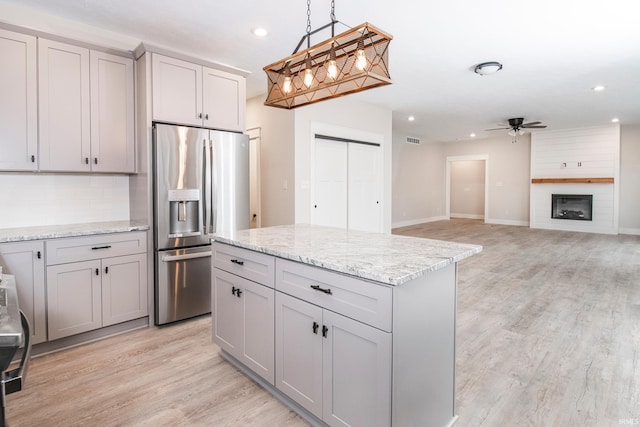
top-left (530, 125), bottom-right (620, 234)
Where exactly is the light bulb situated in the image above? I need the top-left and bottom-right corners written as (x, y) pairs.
top-left (327, 59), bottom-right (338, 79)
top-left (304, 68), bottom-right (313, 87)
top-left (508, 129), bottom-right (516, 137)
top-left (283, 76), bottom-right (292, 94)
top-left (355, 49), bottom-right (367, 71)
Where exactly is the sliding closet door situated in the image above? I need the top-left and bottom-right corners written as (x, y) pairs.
top-left (348, 143), bottom-right (382, 232)
top-left (311, 136), bottom-right (382, 233)
top-left (312, 138), bottom-right (348, 228)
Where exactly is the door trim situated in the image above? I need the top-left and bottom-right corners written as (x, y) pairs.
top-left (445, 155), bottom-right (489, 222)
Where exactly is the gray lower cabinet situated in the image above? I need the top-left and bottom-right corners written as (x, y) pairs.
top-left (212, 269), bottom-right (274, 384)
top-left (275, 292), bottom-right (392, 427)
top-left (0, 240), bottom-right (47, 344)
top-left (212, 244), bottom-right (275, 384)
top-left (46, 232), bottom-right (148, 340)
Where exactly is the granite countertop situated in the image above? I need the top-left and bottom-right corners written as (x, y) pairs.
top-left (213, 224), bottom-right (482, 286)
top-left (0, 220), bottom-right (150, 243)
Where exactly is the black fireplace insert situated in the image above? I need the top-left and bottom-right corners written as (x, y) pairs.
top-left (551, 194), bottom-right (593, 221)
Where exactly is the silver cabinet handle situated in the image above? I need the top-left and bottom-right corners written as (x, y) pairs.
top-left (162, 251), bottom-right (212, 262)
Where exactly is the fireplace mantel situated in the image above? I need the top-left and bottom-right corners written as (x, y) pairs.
top-left (531, 177), bottom-right (614, 184)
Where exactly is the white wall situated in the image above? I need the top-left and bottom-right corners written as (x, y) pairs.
top-left (450, 160), bottom-right (485, 219)
top-left (0, 174), bottom-right (130, 228)
top-left (619, 125), bottom-right (640, 234)
top-left (246, 96), bottom-right (295, 227)
top-left (294, 97), bottom-right (393, 232)
top-left (392, 133), bottom-right (445, 227)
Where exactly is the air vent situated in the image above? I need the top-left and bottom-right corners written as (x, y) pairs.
top-left (406, 136), bottom-right (421, 145)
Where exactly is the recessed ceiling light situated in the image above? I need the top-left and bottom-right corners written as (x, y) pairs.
top-left (611, 117), bottom-right (620, 123)
top-left (252, 27), bottom-right (268, 37)
top-left (408, 116), bottom-right (415, 122)
top-left (592, 85), bottom-right (606, 92)
top-left (470, 133), bottom-right (476, 138)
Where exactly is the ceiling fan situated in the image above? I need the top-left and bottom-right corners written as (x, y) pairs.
top-left (486, 118), bottom-right (547, 141)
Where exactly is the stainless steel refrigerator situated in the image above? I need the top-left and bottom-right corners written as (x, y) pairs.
top-left (153, 123), bottom-right (249, 325)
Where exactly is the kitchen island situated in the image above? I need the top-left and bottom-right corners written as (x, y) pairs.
top-left (211, 224), bottom-right (481, 427)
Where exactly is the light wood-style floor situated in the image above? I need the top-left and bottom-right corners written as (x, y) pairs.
top-left (6, 219), bottom-right (640, 426)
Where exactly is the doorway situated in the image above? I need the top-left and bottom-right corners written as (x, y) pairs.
top-left (247, 127), bottom-right (261, 229)
top-left (445, 155), bottom-right (488, 222)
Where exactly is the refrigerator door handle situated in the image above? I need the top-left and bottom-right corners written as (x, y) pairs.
top-left (203, 139), bottom-right (212, 235)
top-left (210, 139), bottom-right (217, 234)
top-left (162, 251), bottom-right (212, 262)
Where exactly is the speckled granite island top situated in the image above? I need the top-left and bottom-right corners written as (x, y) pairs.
top-left (0, 220), bottom-right (149, 243)
top-left (213, 224), bottom-right (482, 286)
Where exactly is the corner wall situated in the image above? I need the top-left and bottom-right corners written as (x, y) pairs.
top-left (619, 125), bottom-right (640, 234)
top-left (246, 96), bottom-right (295, 227)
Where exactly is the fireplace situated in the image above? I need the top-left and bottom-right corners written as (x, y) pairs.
top-left (551, 194), bottom-right (593, 221)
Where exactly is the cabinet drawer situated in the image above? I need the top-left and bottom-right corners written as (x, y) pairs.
top-left (275, 259), bottom-right (392, 332)
top-left (46, 231), bottom-right (147, 265)
top-left (212, 242), bottom-right (275, 288)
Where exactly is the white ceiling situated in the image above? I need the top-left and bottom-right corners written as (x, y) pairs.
top-left (2, 0), bottom-right (639, 143)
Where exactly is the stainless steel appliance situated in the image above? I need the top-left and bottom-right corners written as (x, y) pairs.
top-left (153, 123), bottom-right (249, 325)
top-left (0, 274), bottom-right (32, 427)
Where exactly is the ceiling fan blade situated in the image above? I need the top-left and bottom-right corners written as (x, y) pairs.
top-left (523, 121), bottom-right (541, 126)
top-left (485, 127), bottom-right (510, 131)
top-left (523, 125), bottom-right (547, 128)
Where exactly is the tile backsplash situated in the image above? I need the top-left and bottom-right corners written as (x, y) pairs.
top-left (0, 173), bottom-right (130, 228)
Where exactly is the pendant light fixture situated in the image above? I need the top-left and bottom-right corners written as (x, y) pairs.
top-left (263, 0), bottom-right (393, 109)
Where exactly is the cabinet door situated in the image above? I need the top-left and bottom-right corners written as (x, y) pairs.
top-left (47, 260), bottom-right (102, 340)
top-left (0, 29), bottom-right (37, 171)
top-left (214, 268), bottom-right (275, 384)
top-left (322, 311), bottom-right (392, 427)
top-left (240, 277), bottom-right (275, 384)
top-left (202, 67), bottom-right (246, 132)
top-left (90, 51), bottom-right (135, 173)
top-left (0, 241), bottom-right (47, 344)
top-left (38, 39), bottom-right (91, 172)
top-left (152, 54), bottom-right (202, 126)
top-left (212, 270), bottom-right (243, 357)
top-left (275, 292), bottom-right (323, 417)
top-left (101, 253), bottom-right (147, 326)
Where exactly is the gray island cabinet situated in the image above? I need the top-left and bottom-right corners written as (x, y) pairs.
top-left (211, 224), bottom-right (481, 427)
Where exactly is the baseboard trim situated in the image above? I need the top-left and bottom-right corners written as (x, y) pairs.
top-left (32, 317), bottom-right (149, 357)
top-left (450, 213), bottom-right (484, 220)
top-left (392, 216), bottom-right (448, 229)
top-left (619, 227), bottom-right (640, 235)
top-left (485, 219), bottom-right (530, 227)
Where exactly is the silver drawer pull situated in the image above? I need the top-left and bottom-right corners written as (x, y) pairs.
top-left (311, 284), bottom-right (332, 295)
top-left (162, 251), bottom-right (212, 262)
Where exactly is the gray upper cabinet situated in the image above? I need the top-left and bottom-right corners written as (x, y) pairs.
top-left (38, 38), bottom-right (92, 172)
top-left (38, 38), bottom-right (135, 173)
top-left (152, 53), bottom-right (246, 132)
top-left (90, 51), bottom-right (135, 173)
top-left (0, 29), bottom-right (38, 171)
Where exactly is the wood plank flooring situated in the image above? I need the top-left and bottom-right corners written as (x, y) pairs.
top-left (6, 219), bottom-right (640, 426)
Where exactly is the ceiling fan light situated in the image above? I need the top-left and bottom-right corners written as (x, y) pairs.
top-left (508, 129), bottom-right (516, 137)
top-left (474, 61), bottom-right (503, 76)
top-left (518, 129), bottom-right (525, 136)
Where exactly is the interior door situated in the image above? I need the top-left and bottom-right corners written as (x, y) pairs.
top-left (348, 143), bottom-right (382, 232)
top-left (312, 138), bottom-right (348, 228)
